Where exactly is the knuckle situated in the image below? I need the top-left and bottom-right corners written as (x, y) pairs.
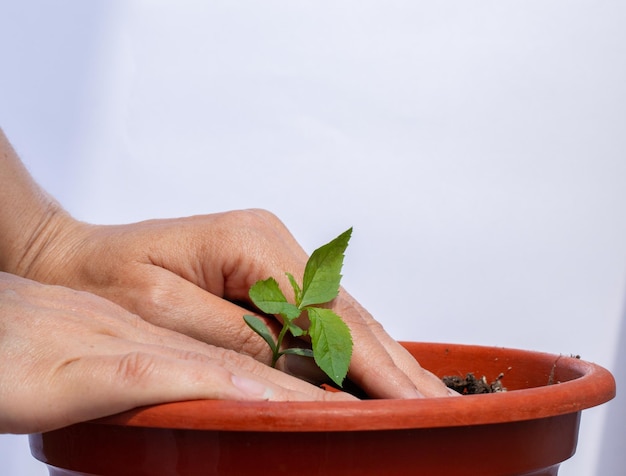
top-left (220, 209), bottom-right (284, 238)
top-left (132, 279), bottom-right (174, 318)
top-left (215, 341), bottom-right (270, 375)
top-left (115, 352), bottom-right (158, 384)
top-left (238, 208), bottom-right (279, 224)
top-left (239, 327), bottom-right (275, 365)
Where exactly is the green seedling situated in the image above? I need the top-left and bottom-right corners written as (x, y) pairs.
top-left (243, 228), bottom-right (353, 387)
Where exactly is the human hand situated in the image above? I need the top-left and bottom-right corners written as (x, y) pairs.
top-left (0, 272), bottom-right (354, 434)
top-left (15, 209), bottom-right (453, 399)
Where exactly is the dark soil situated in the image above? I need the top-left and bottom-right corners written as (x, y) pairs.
top-left (442, 372), bottom-right (506, 395)
top-left (322, 373), bottom-right (507, 397)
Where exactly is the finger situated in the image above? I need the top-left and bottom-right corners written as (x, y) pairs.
top-left (84, 345), bottom-right (359, 404)
top-left (82, 307), bottom-right (355, 403)
top-left (360, 319), bottom-right (459, 397)
top-left (88, 276), bottom-right (333, 388)
top-left (135, 275), bottom-right (337, 385)
top-left (2, 351), bottom-right (260, 434)
top-left (335, 291), bottom-right (454, 398)
top-left (344, 292), bottom-right (456, 397)
top-left (364, 330), bottom-right (459, 397)
top-left (65, 298), bottom-right (339, 397)
top-left (109, 333), bottom-right (354, 401)
top-left (124, 264), bottom-right (281, 360)
top-left (16, 344), bottom-right (354, 434)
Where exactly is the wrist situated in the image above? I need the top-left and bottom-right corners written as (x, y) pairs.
top-left (0, 129), bottom-right (88, 280)
top-left (0, 200), bottom-right (80, 280)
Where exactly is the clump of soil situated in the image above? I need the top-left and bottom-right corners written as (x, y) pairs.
top-left (443, 372), bottom-right (506, 395)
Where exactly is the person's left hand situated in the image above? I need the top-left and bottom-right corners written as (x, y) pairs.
top-left (0, 272), bottom-right (355, 434)
top-left (16, 209), bottom-right (453, 399)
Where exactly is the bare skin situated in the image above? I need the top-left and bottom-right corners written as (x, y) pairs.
top-left (0, 128), bottom-right (454, 431)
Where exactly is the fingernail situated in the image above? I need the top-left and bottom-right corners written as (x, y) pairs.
top-left (231, 375), bottom-right (273, 400)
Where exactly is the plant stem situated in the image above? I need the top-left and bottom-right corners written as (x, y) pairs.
top-left (271, 322), bottom-right (290, 368)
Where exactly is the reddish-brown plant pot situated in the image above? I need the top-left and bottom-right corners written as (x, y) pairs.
top-left (29, 342), bottom-right (615, 476)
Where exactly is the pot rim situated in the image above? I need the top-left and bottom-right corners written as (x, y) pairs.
top-left (93, 342), bottom-right (616, 432)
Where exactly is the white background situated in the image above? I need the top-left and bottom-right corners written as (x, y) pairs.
top-left (1, 1), bottom-right (624, 474)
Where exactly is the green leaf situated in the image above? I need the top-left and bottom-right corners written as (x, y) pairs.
top-left (300, 228), bottom-right (352, 308)
top-left (243, 315), bottom-right (277, 353)
top-left (307, 307), bottom-right (353, 387)
top-left (249, 277), bottom-right (301, 320)
top-left (286, 321), bottom-right (306, 337)
top-left (286, 272), bottom-right (303, 307)
top-left (281, 347), bottom-right (315, 358)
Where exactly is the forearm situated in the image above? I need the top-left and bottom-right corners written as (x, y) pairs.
top-left (0, 128), bottom-right (73, 277)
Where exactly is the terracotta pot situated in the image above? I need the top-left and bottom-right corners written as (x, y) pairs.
top-left (29, 342), bottom-right (615, 476)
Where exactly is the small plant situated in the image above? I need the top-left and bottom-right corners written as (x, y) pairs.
top-left (243, 228), bottom-right (353, 387)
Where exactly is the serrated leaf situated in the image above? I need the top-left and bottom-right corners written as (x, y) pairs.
top-left (300, 228), bottom-right (352, 308)
top-left (249, 277), bottom-right (301, 320)
top-left (281, 347), bottom-right (315, 358)
top-left (307, 307), bottom-right (353, 387)
top-left (243, 315), bottom-right (277, 353)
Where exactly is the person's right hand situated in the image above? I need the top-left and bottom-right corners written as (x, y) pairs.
top-left (0, 272), bottom-right (354, 434)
